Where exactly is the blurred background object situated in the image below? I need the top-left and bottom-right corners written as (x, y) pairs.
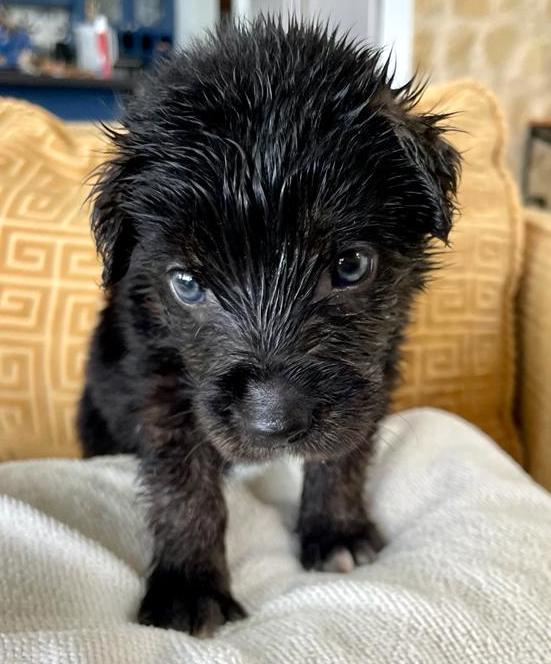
top-left (0, 0), bottom-right (548, 189)
top-left (233, 1), bottom-right (413, 86)
top-left (0, 0), bottom-right (414, 121)
top-left (0, 5), bottom-right (33, 70)
top-left (74, 13), bottom-right (118, 78)
top-left (0, 0), bottom-right (180, 119)
top-left (412, 0), bottom-right (551, 203)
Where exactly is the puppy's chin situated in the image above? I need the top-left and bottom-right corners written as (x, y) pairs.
top-left (205, 426), bottom-right (364, 465)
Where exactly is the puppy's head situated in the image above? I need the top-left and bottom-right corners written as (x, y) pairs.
top-left (92, 18), bottom-right (460, 462)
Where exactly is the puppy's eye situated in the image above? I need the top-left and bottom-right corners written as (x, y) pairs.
top-left (169, 270), bottom-right (205, 305)
top-left (332, 249), bottom-right (377, 289)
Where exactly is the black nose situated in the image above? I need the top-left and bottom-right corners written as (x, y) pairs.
top-left (239, 379), bottom-right (311, 444)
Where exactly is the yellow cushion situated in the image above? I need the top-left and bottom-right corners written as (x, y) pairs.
top-left (0, 100), bottom-right (104, 459)
top-left (394, 81), bottom-right (524, 462)
top-left (518, 208), bottom-right (551, 489)
top-left (0, 81), bottom-right (524, 461)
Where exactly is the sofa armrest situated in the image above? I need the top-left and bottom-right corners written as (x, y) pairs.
top-left (517, 208), bottom-right (551, 490)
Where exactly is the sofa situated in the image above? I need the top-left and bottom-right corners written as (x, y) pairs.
top-left (0, 80), bottom-right (550, 663)
top-left (0, 79), bottom-right (549, 489)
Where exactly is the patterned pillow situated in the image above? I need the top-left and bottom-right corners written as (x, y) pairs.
top-left (0, 82), bottom-right (523, 461)
top-left (0, 100), bottom-right (104, 459)
top-left (393, 81), bottom-right (523, 462)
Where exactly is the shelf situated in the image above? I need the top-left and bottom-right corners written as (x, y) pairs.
top-left (0, 71), bottom-right (136, 92)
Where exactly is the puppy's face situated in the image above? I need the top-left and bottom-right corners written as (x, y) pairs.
top-left (93, 22), bottom-right (459, 462)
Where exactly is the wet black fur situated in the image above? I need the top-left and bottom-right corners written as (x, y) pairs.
top-left (78, 17), bottom-right (460, 635)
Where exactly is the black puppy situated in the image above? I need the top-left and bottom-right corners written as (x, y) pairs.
top-left (79, 18), bottom-right (459, 636)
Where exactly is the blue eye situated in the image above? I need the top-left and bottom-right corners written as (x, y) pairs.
top-left (332, 249), bottom-right (377, 289)
top-left (169, 271), bottom-right (205, 305)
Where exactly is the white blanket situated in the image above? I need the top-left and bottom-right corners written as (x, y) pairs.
top-left (0, 408), bottom-right (550, 664)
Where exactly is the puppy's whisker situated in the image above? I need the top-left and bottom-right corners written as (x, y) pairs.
top-left (179, 439), bottom-right (208, 467)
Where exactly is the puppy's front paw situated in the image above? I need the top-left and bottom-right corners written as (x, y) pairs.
top-left (300, 519), bottom-right (384, 573)
top-left (138, 567), bottom-right (246, 636)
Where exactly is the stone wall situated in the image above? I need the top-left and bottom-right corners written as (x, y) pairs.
top-left (414, 0), bottom-right (551, 197)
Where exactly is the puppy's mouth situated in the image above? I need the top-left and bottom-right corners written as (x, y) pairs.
top-left (197, 362), bottom-right (373, 463)
top-left (214, 429), bottom-right (314, 463)
top-left (239, 425), bottom-right (310, 452)
top-left (202, 406), bottom-right (363, 464)
top-left (206, 412), bottom-right (311, 462)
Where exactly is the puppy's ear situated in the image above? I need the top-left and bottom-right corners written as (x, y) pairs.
top-left (397, 113), bottom-right (461, 242)
top-left (91, 160), bottom-right (136, 288)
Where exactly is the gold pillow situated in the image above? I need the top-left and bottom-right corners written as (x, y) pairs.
top-left (0, 100), bottom-right (104, 459)
top-left (518, 208), bottom-right (551, 489)
top-left (395, 81), bottom-right (523, 462)
top-left (0, 82), bottom-right (523, 461)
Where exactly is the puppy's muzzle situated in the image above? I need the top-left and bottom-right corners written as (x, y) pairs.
top-left (236, 378), bottom-right (312, 447)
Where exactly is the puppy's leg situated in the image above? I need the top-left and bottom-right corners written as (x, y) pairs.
top-left (78, 386), bottom-right (130, 457)
top-left (138, 436), bottom-right (246, 635)
top-left (298, 449), bottom-right (384, 572)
